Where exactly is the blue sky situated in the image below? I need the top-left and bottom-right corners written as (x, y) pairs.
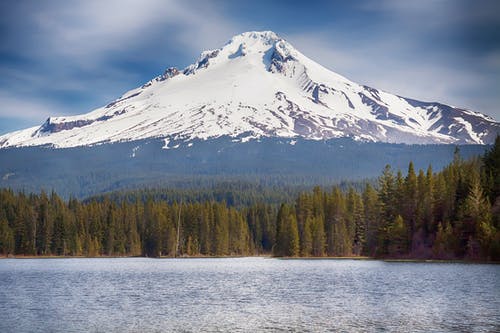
top-left (0, 0), bottom-right (499, 134)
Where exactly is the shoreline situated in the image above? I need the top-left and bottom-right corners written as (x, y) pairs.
top-left (1, 254), bottom-right (498, 264)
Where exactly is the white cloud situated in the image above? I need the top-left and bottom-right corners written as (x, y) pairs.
top-left (28, 0), bottom-right (239, 66)
top-left (0, 0), bottom-right (242, 133)
top-left (0, 0), bottom-right (498, 136)
top-left (0, 92), bottom-right (66, 121)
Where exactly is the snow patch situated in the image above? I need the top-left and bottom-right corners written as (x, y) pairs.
top-left (162, 138), bottom-right (170, 149)
top-left (130, 145), bottom-right (140, 158)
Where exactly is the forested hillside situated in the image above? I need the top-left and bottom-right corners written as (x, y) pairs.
top-left (0, 137), bottom-right (488, 199)
top-left (1, 137), bottom-right (499, 260)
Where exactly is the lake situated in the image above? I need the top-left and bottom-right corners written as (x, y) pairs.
top-left (0, 258), bottom-right (498, 332)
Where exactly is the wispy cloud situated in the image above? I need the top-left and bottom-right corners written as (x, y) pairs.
top-left (0, 91), bottom-right (66, 121)
top-left (289, 31), bottom-right (498, 112)
top-left (18, 0), bottom-right (239, 65)
top-left (0, 0), bottom-right (498, 135)
top-left (0, 0), bottom-right (242, 133)
top-left (288, 0), bottom-right (500, 118)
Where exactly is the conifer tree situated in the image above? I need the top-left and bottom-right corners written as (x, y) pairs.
top-left (214, 203), bottom-right (229, 255)
top-left (460, 175), bottom-right (493, 258)
top-left (482, 137), bottom-right (500, 198)
top-left (311, 216), bottom-right (326, 256)
top-left (333, 218), bottom-right (351, 256)
top-left (0, 218), bottom-right (14, 255)
top-left (325, 187), bottom-right (346, 256)
top-left (378, 165), bottom-right (395, 221)
top-left (432, 221), bottom-right (455, 259)
top-left (423, 165), bottom-right (435, 234)
top-left (274, 204), bottom-right (299, 257)
top-left (388, 215), bottom-right (408, 256)
top-left (404, 162), bottom-right (418, 234)
top-left (301, 216), bottom-right (313, 256)
top-left (352, 193), bottom-right (365, 256)
top-left (362, 183), bottom-right (380, 255)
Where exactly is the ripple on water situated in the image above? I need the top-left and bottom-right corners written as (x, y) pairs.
top-left (0, 258), bottom-right (498, 332)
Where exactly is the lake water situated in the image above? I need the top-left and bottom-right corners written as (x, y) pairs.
top-left (0, 258), bottom-right (498, 332)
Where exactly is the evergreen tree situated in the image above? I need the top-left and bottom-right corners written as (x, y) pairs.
top-left (403, 162), bottom-right (418, 240)
top-left (332, 217), bottom-right (351, 256)
top-left (460, 175), bottom-right (493, 258)
top-left (0, 218), bottom-right (14, 255)
top-left (388, 215), bottom-right (408, 256)
top-left (274, 204), bottom-right (299, 257)
top-left (352, 193), bottom-right (365, 256)
top-left (325, 187), bottom-right (346, 256)
top-left (422, 165), bottom-right (436, 234)
top-left (378, 165), bottom-right (396, 223)
top-left (432, 221), bottom-right (455, 259)
top-left (362, 183), bottom-right (380, 256)
top-left (213, 203), bottom-right (229, 255)
top-left (0, 142), bottom-right (497, 261)
top-left (483, 135), bottom-right (500, 202)
top-left (311, 216), bottom-right (326, 256)
top-left (301, 216), bottom-right (313, 256)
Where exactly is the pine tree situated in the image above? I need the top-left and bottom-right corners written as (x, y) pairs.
top-left (213, 203), bottom-right (229, 256)
top-left (460, 175), bottom-right (493, 258)
top-left (377, 165), bottom-right (396, 255)
top-left (36, 191), bottom-right (52, 255)
top-left (333, 218), bottom-right (351, 256)
top-left (325, 187), bottom-right (346, 256)
top-left (296, 192), bottom-right (313, 254)
top-left (352, 193), bottom-right (365, 256)
top-left (388, 215), bottom-right (408, 257)
top-left (286, 213), bottom-right (300, 257)
top-left (378, 165), bottom-right (396, 223)
top-left (423, 165), bottom-right (436, 234)
top-left (483, 136), bottom-right (500, 200)
top-left (301, 216), bottom-right (313, 256)
top-left (311, 216), bottom-right (326, 256)
top-left (362, 183), bottom-right (380, 256)
top-left (274, 204), bottom-right (299, 257)
top-left (0, 218), bottom-right (14, 255)
top-left (199, 202), bottom-right (211, 255)
top-left (104, 203), bottom-right (117, 255)
top-left (432, 221), bottom-right (455, 259)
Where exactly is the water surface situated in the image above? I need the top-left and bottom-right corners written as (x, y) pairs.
top-left (0, 258), bottom-right (498, 332)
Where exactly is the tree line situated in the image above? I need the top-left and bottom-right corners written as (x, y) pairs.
top-left (0, 137), bottom-right (499, 260)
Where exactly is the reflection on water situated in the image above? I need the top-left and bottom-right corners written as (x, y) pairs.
top-left (0, 258), bottom-right (498, 332)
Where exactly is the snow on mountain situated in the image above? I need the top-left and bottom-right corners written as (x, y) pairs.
top-left (1, 31), bottom-right (498, 149)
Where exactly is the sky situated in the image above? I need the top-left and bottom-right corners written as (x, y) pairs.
top-left (0, 0), bottom-right (499, 135)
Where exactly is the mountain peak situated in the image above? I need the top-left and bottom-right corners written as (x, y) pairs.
top-left (157, 30), bottom-right (297, 79)
top-left (226, 31), bottom-right (295, 58)
top-left (228, 30), bottom-right (281, 45)
top-left (0, 30), bottom-right (498, 149)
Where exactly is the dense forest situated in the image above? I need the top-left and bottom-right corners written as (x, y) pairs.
top-left (0, 137), bottom-right (499, 260)
top-left (0, 137), bottom-right (487, 199)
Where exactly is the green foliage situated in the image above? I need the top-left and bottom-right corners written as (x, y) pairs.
top-left (0, 218), bottom-right (14, 254)
top-left (388, 215), bottom-right (408, 256)
top-left (482, 135), bottom-right (500, 201)
top-left (432, 221), bottom-right (456, 259)
top-left (274, 204), bottom-right (300, 257)
top-left (0, 141), bottom-right (498, 260)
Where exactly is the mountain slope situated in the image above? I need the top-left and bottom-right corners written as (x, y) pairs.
top-left (0, 31), bottom-right (498, 148)
top-left (0, 137), bottom-right (489, 199)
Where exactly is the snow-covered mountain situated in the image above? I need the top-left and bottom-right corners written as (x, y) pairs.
top-left (1, 31), bottom-right (498, 148)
